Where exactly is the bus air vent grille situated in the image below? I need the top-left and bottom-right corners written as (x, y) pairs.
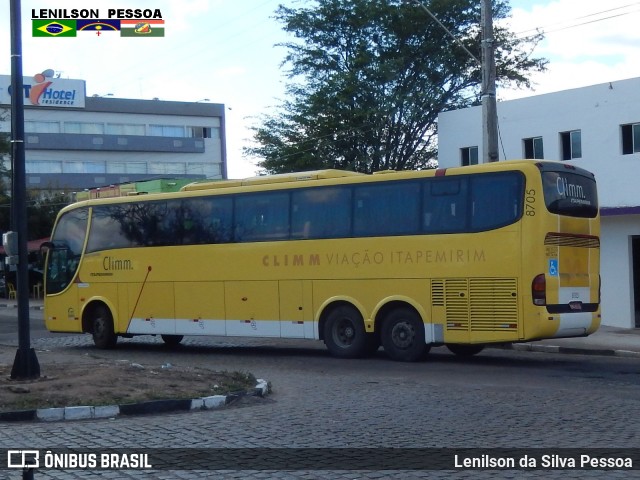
top-left (433, 278), bottom-right (518, 331)
top-left (431, 280), bottom-right (445, 306)
top-left (544, 233), bottom-right (600, 248)
top-left (444, 278), bottom-right (469, 330)
top-left (469, 278), bottom-right (518, 331)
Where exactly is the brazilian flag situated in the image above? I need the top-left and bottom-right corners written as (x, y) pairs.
top-left (33, 20), bottom-right (76, 37)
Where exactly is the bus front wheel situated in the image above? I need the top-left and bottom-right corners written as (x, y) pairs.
top-left (323, 305), bottom-right (367, 358)
top-left (91, 305), bottom-right (117, 349)
top-left (381, 308), bottom-right (426, 362)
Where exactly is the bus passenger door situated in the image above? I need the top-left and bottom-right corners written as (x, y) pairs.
top-left (45, 286), bottom-right (82, 333)
top-left (279, 280), bottom-right (313, 338)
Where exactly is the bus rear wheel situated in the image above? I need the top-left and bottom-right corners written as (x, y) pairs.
top-left (323, 305), bottom-right (367, 358)
top-left (446, 344), bottom-right (485, 357)
top-left (91, 305), bottom-right (117, 349)
top-left (381, 308), bottom-right (426, 362)
top-left (161, 335), bottom-right (184, 346)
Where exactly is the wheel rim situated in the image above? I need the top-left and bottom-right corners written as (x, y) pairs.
top-left (333, 317), bottom-right (356, 347)
top-left (390, 320), bottom-right (415, 349)
top-left (94, 317), bottom-right (106, 337)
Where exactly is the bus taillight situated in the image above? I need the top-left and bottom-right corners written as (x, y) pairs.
top-left (532, 274), bottom-right (546, 306)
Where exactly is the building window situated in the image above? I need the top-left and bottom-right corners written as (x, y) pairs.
top-left (188, 126), bottom-right (212, 138)
top-left (106, 123), bottom-right (145, 136)
top-left (64, 161), bottom-right (106, 174)
top-left (622, 123), bottom-right (640, 155)
top-left (64, 122), bottom-right (104, 134)
top-left (26, 160), bottom-right (63, 173)
top-left (560, 130), bottom-right (581, 160)
top-left (149, 125), bottom-right (185, 137)
top-left (523, 137), bottom-right (544, 159)
top-left (188, 163), bottom-right (220, 177)
top-left (107, 162), bottom-right (146, 174)
top-left (186, 127), bottom-right (220, 139)
top-left (149, 162), bottom-right (186, 174)
top-left (461, 146), bottom-right (478, 166)
top-left (25, 121), bottom-right (60, 133)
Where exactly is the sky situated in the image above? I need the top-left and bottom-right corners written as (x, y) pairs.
top-left (1, 0), bottom-right (639, 179)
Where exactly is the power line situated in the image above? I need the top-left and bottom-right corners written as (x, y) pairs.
top-left (513, 2), bottom-right (640, 39)
top-left (406, 0), bottom-right (480, 65)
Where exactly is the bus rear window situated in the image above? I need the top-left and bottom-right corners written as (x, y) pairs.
top-left (542, 171), bottom-right (598, 218)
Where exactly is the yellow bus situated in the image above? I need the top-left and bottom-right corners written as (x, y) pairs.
top-left (43, 160), bottom-right (600, 361)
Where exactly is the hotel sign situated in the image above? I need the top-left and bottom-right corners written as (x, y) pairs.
top-left (0, 74), bottom-right (86, 108)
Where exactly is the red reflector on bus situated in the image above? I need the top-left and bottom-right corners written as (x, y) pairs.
top-left (435, 169), bottom-right (447, 177)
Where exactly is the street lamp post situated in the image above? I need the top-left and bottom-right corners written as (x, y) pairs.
top-left (9, 0), bottom-right (40, 379)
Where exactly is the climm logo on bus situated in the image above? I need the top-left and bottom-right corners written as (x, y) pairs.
top-left (0, 73), bottom-right (86, 108)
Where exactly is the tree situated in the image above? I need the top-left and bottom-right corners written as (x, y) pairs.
top-left (245, 0), bottom-right (547, 174)
top-left (0, 107), bottom-right (11, 232)
top-left (0, 107), bottom-right (69, 238)
top-left (26, 190), bottom-right (69, 240)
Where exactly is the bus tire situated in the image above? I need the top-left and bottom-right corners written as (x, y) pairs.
top-left (323, 305), bottom-right (367, 359)
top-left (381, 307), bottom-right (426, 362)
top-left (91, 305), bottom-right (117, 349)
top-left (161, 335), bottom-right (184, 346)
top-left (447, 344), bottom-right (485, 357)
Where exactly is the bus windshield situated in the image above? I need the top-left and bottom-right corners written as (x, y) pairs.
top-left (542, 170), bottom-right (598, 218)
top-left (45, 208), bottom-right (88, 295)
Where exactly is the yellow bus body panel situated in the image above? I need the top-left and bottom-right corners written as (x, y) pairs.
top-left (44, 160), bottom-right (600, 349)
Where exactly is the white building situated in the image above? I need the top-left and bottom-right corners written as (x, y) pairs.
top-left (0, 73), bottom-right (227, 193)
top-left (438, 76), bottom-right (640, 329)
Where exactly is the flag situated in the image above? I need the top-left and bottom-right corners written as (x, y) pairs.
top-left (32, 20), bottom-right (76, 37)
top-left (77, 19), bottom-right (121, 36)
top-left (120, 19), bottom-right (164, 37)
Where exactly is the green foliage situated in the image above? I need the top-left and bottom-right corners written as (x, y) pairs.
top-left (245, 0), bottom-right (547, 174)
top-left (0, 108), bottom-right (69, 239)
top-left (27, 191), bottom-right (69, 239)
top-left (0, 127), bottom-right (11, 234)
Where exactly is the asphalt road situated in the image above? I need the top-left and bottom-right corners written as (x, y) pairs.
top-left (1, 310), bottom-right (640, 479)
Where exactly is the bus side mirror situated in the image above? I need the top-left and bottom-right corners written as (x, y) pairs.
top-left (39, 242), bottom-right (55, 262)
top-left (3, 232), bottom-right (18, 257)
top-left (3, 232), bottom-right (18, 265)
top-left (40, 241), bottom-right (55, 252)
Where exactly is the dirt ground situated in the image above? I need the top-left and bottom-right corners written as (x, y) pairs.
top-left (0, 359), bottom-right (256, 412)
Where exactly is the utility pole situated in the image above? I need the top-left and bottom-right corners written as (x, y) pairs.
top-left (9, 0), bottom-right (40, 380)
top-left (481, 0), bottom-right (499, 162)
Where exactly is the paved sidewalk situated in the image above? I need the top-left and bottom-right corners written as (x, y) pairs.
top-left (508, 325), bottom-right (640, 357)
top-left (3, 298), bottom-right (640, 357)
top-left (0, 299), bottom-right (44, 310)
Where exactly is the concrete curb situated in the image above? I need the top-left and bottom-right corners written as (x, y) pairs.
top-left (499, 343), bottom-right (640, 358)
top-left (0, 378), bottom-right (271, 423)
top-left (0, 303), bottom-right (44, 310)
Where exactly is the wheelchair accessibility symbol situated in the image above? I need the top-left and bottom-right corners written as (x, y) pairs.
top-left (549, 259), bottom-right (559, 277)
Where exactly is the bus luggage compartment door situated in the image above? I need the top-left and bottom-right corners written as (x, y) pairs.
top-left (431, 277), bottom-right (520, 343)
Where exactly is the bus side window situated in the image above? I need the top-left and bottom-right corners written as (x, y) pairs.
top-left (423, 178), bottom-right (468, 233)
top-left (470, 173), bottom-right (523, 231)
top-left (181, 197), bottom-right (233, 245)
top-left (291, 187), bottom-right (351, 239)
top-left (208, 198), bottom-right (233, 243)
top-left (235, 193), bottom-right (290, 242)
top-left (354, 182), bottom-right (420, 237)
